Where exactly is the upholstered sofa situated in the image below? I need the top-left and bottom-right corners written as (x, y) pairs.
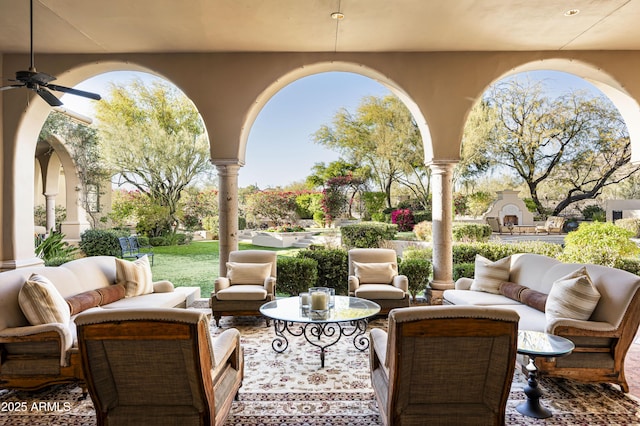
top-left (443, 253), bottom-right (640, 392)
top-left (0, 255), bottom-right (201, 391)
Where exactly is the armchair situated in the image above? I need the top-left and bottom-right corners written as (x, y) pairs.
top-left (348, 248), bottom-right (410, 314)
top-left (75, 307), bottom-right (243, 426)
top-left (370, 306), bottom-right (519, 426)
top-left (210, 250), bottom-right (277, 326)
top-left (535, 216), bottom-right (565, 234)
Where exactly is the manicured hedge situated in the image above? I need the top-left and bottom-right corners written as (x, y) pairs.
top-left (615, 218), bottom-right (640, 238)
top-left (297, 249), bottom-right (349, 295)
top-left (340, 222), bottom-right (398, 249)
top-left (452, 223), bottom-right (492, 242)
top-left (79, 229), bottom-right (122, 257)
top-left (276, 256), bottom-right (318, 296)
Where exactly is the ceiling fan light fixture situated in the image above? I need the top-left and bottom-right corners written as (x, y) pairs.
top-left (564, 9), bottom-right (580, 17)
top-left (330, 12), bottom-right (345, 20)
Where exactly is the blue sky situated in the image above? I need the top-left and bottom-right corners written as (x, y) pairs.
top-left (61, 70), bottom-right (602, 189)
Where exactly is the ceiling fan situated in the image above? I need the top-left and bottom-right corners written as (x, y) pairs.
top-left (0, 0), bottom-right (101, 108)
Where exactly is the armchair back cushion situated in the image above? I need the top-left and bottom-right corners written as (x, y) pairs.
top-left (226, 262), bottom-right (272, 284)
top-left (353, 261), bottom-right (397, 284)
top-left (228, 250), bottom-right (277, 278)
top-left (348, 248), bottom-right (398, 276)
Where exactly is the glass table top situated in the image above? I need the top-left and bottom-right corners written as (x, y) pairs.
top-left (260, 296), bottom-right (381, 323)
top-left (517, 330), bottom-right (575, 357)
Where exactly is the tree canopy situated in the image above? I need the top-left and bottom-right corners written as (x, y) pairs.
top-left (95, 79), bottom-right (213, 235)
top-left (313, 95), bottom-right (428, 208)
top-left (460, 78), bottom-right (639, 216)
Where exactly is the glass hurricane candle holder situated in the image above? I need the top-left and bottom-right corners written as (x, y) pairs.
top-left (309, 287), bottom-right (330, 319)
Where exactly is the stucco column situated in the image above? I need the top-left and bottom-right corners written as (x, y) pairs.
top-left (215, 163), bottom-right (241, 277)
top-left (428, 161), bottom-right (456, 304)
top-left (44, 193), bottom-right (57, 233)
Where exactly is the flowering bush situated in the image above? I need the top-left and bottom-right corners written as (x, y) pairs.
top-left (267, 225), bottom-right (306, 233)
top-left (391, 209), bottom-right (415, 232)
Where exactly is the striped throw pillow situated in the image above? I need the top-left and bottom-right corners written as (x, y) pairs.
top-left (116, 255), bottom-right (154, 297)
top-left (18, 274), bottom-right (71, 325)
top-left (546, 267), bottom-right (600, 322)
top-left (469, 255), bottom-right (511, 294)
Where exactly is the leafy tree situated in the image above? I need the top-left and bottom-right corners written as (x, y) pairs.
top-left (95, 78), bottom-right (213, 235)
top-left (461, 78), bottom-right (640, 216)
top-left (245, 191), bottom-right (298, 225)
top-left (307, 160), bottom-right (369, 217)
top-left (178, 187), bottom-right (219, 231)
top-left (313, 95), bottom-right (427, 208)
top-left (39, 112), bottom-right (110, 228)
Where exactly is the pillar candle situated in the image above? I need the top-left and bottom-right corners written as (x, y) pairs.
top-left (311, 292), bottom-right (327, 310)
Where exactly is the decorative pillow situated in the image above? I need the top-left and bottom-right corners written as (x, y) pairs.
top-left (66, 290), bottom-right (101, 316)
top-left (116, 256), bottom-right (154, 297)
top-left (96, 284), bottom-right (127, 305)
top-left (469, 255), bottom-right (511, 294)
top-left (18, 274), bottom-right (71, 325)
top-left (353, 261), bottom-right (397, 284)
top-left (498, 281), bottom-right (527, 301)
top-left (226, 262), bottom-right (272, 285)
top-left (546, 267), bottom-right (600, 322)
top-left (520, 288), bottom-right (548, 313)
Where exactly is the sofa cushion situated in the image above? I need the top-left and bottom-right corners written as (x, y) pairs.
top-left (470, 255), bottom-right (511, 294)
top-left (546, 267), bottom-right (600, 322)
top-left (116, 256), bottom-right (154, 297)
top-left (443, 289), bottom-right (521, 306)
top-left (18, 274), bottom-right (71, 325)
top-left (216, 285), bottom-right (268, 301)
top-left (355, 284), bottom-right (405, 300)
top-left (353, 262), bottom-right (397, 284)
top-left (226, 262), bottom-right (272, 285)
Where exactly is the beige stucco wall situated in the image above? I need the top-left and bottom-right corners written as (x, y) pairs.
top-left (2, 50), bottom-right (640, 266)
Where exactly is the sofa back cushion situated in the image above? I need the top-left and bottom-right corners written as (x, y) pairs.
top-left (509, 253), bottom-right (561, 293)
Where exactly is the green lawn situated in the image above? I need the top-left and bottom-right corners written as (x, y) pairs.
top-left (150, 241), bottom-right (300, 296)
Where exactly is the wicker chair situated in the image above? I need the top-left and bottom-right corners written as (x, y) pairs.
top-left (348, 248), bottom-right (410, 315)
top-left (76, 308), bottom-right (243, 426)
top-left (369, 306), bottom-right (519, 426)
top-left (210, 250), bottom-right (277, 326)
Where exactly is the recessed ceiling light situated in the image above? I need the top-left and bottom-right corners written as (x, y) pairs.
top-left (330, 12), bottom-right (345, 20)
top-left (564, 9), bottom-right (580, 17)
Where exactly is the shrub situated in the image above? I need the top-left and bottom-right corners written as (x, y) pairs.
top-left (341, 222), bottom-right (398, 249)
top-left (618, 258), bottom-right (640, 275)
top-left (615, 218), bottom-right (640, 238)
top-left (453, 263), bottom-right (475, 281)
top-left (582, 205), bottom-right (606, 221)
top-left (452, 223), bottom-right (492, 242)
top-left (80, 229), bottom-right (121, 257)
top-left (402, 247), bottom-right (433, 261)
top-left (35, 232), bottom-right (78, 266)
top-left (297, 249), bottom-right (348, 295)
top-left (150, 236), bottom-right (171, 246)
top-left (413, 221), bottom-right (432, 242)
top-left (560, 222), bottom-right (639, 268)
top-left (412, 210), bottom-right (431, 223)
top-left (391, 209), bottom-right (415, 232)
top-left (399, 258), bottom-right (432, 301)
top-left (276, 256), bottom-right (318, 296)
top-left (452, 241), bottom-right (563, 264)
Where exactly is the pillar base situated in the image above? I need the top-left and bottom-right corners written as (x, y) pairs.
top-left (0, 257), bottom-right (45, 272)
top-left (425, 287), bottom-right (444, 305)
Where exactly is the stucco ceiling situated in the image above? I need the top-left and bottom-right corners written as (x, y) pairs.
top-left (0, 0), bottom-right (639, 54)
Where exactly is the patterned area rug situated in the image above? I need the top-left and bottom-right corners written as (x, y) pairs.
top-left (2, 313), bottom-right (640, 425)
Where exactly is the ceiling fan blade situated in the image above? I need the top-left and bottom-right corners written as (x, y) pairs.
top-left (36, 87), bottom-right (63, 106)
top-left (47, 84), bottom-right (102, 101)
top-left (0, 84), bottom-right (25, 91)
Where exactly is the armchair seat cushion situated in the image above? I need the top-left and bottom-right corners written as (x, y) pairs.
top-left (355, 284), bottom-right (405, 300)
top-left (216, 285), bottom-right (268, 301)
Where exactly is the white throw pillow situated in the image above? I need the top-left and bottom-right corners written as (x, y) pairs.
top-left (353, 261), bottom-right (397, 284)
top-left (469, 255), bottom-right (511, 294)
top-left (226, 262), bottom-right (272, 285)
top-left (546, 267), bottom-right (600, 322)
top-left (116, 255), bottom-right (154, 297)
top-left (19, 274), bottom-right (71, 325)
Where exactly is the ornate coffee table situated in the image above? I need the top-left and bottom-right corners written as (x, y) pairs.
top-left (259, 295), bottom-right (380, 368)
top-left (516, 330), bottom-right (575, 419)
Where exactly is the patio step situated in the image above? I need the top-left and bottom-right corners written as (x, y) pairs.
top-left (292, 236), bottom-right (321, 248)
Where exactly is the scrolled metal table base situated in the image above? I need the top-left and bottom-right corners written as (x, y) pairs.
top-left (270, 319), bottom-right (370, 368)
